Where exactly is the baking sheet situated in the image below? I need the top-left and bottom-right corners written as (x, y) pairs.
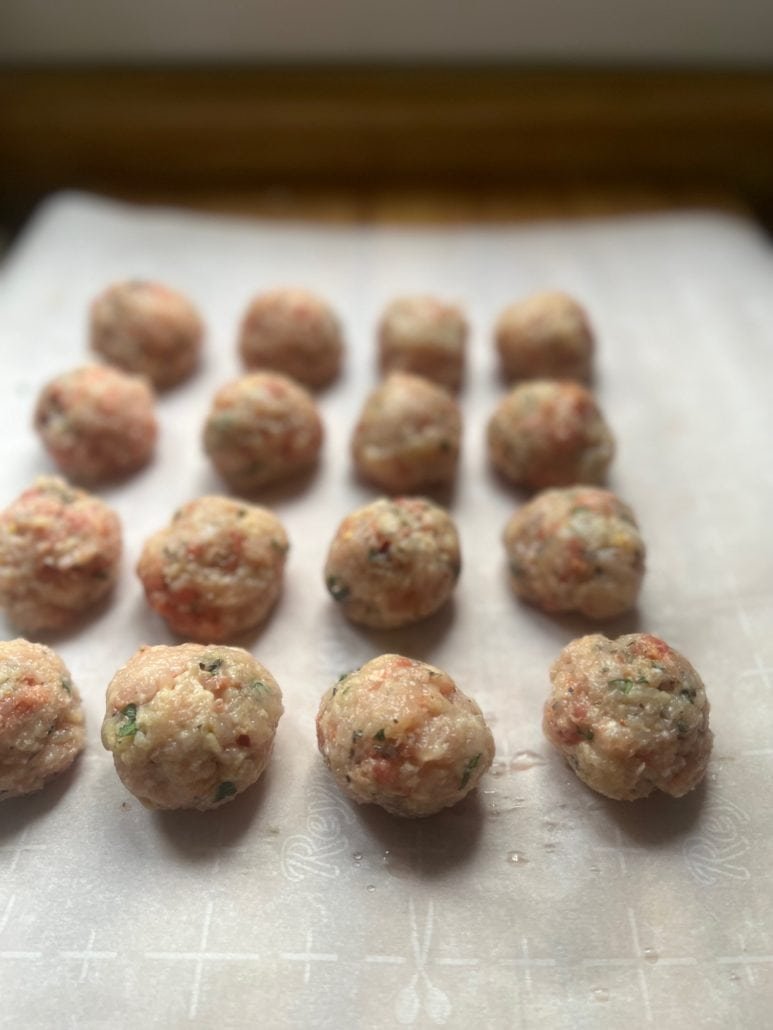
top-left (1, 192), bottom-right (772, 1029)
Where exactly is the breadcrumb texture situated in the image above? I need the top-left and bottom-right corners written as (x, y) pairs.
top-left (0, 476), bottom-right (122, 631)
top-left (495, 291), bottom-right (594, 383)
top-left (90, 279), bottom-right (203, 389)
top-left (316, 653), bottom-right (494, 817)
top-left (137, 495), bottom-right (288, 641)
top-left (324, 496), bottom-right (460, 628)
top-left (544, 633), bottom-right (712, 800)
top-left (378, 294), bottom-right (467, 391)
top-left (203, 372), bottom-right (323, 492)
top-left (503, 487), bottom-right (645, 618)
top-left (352, 372), bottom-right (461, 493)
top-left (101, 643), bottom-right (283, 810)
top-left (238, 287), bottom-right (344, 389)
top-left (0, 639), bottom-right (85, 800)
top-left (34, 364), bottom-right (158, 482)
top-left (487, 379), bottom-right (614, 490)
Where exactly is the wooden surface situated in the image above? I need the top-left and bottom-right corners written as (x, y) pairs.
top-left (1, 66), bottom-right (772, 229)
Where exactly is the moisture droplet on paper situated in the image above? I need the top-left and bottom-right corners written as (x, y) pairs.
top-left (510, 750), bottom-right (546, 772)
top-left (506, 851), bottom-right (529, 865)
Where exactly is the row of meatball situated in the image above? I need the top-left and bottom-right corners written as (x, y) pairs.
top-left (0, 633), bottom-right (712, 812)
top-left (0, 481), bottom-right (644, 638)
top-left (89, 280), bottom-right (595, 393)
top-left (33, 362), bottom-right (614, 496)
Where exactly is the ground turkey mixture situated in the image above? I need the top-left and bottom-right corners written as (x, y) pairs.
top-left (352, 372), bottom-right (461, 493)
top-left (102, 643), bottom-right (283, 810)
top-left (503, 486), bottom-right (645, 618)
top-left (316, 653), bottom-right (495, 817)
top-left (137, 495), bottom-right (289, 641)
top-left (90, 279), bottom-right (204, 389)
top-left (324, 497), bottom-right (461, 628)
top-left (0, 639), bottom-right (85, 800)
top-left (487, 379), bottom-right (614, 490)
top-left (495, 291), bottom-right (594, 383)
top-left (203, 372), bottom-right (323, 493)
top-left (0, 476), bottom-right (122, 632)
top-left (34, 364), bottom-right (158, 482)
top-left (543, 633), bottom-right (712, 800)
top-left (238, 287), bottom-right (344, 389)
top-left (378, 294), bottom-right (467, 391)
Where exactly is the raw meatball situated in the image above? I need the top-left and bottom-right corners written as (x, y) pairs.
top-left (238, 287), bottom-right (344, 389)
top-left (378, 295), bottom-right (467, 391)
top-left (503, 487), bottom-right (645, 618)
top-left (352, 373), bottom-right (461, 493)
top-left (543, 633), bottom-right (712, 800)
top-left (487, 379), bottom-right (614, 490)
top-left (90, 279), bottom-right (204, 389)
top-left (137, 495), bottom-right (289, 641)
top-left (0, 639), bottom-right (85, 800)
top-left (34, 364), bottom-right (158, 482)
top-left (0, 476), bottom-right (122, 632)
top-left (495, 291), bottom-right (594, 383)
top-left (324, 497), bottom-right (460, 629)
top-left (101, 643), bottom-right (283, 810)
top-left (316, 653), bottom-right (495, 817)
top-left (203, 372), bottom-right (323, 493)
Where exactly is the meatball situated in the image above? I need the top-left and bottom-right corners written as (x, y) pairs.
top-left (324, 497), bottom-right (460, 629)
top-left (137, 495), bottom-right (289, 641)
top-left (316, 653), bottom-right (495, 817)
top-left (378, 295), bottom-right (467, 391)
top-left (101, 643), bottom-right (283, 810)
top-left (543, 633), bottom-right (712, 800)
top-left (351, 373), bottom-right (461, 493)
top-left (0, 476), bottom-right (122, 632)
top-left (34, 364), bottom-right (158, 482)
top-left (487, 379), bottom-right (614, 490)
top-left (503, 487), bottom-right (645, 619)
top-left (238, 287), bottom-right (344, 389)
top-left (0, 639), bottom-right (85, 800)
top-left (495, 291), bottom-right (594, 383)
top-left (90, 279), bottom-right (204, 389)
top-left (203, 372), bottom-right (323, 493)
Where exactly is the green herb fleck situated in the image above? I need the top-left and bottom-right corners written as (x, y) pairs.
top-left (460, 752), bottom-right (482, 789)
top-left (60, 677), bottom-right (72, 695)
top-left (215, 781), bottom-right (237, 802)
top-left (199, 657), bottom-right (224, 674)
top-left (352, 730), bottom-right (363, 743)
top-left (250, 679), bottom-right (270, 694)
top-left (577, 726), bottom-right (594, 741)
top-left (676, 720), bottom-right (689, 738)
top-left (679, 687), bottom-right (697, 703)
top-left (610, 678), bottom-right (635, 694)
top-left (373, 728), bottom-right (386, 741)
top-left (117, 703), bottom-right (138, 738)
top-left (237, 508), bottom-right (248, 518)
top-left (326, 575), bottom-right (350, 602)
top-left (270, 538), bottom-right (288, 554)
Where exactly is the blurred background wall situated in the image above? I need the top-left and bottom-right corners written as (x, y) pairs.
top-left (3, 0), bottom-right (773, 66)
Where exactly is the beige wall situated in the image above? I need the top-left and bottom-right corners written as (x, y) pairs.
top-left (2, 0), bottom-right (773, 65)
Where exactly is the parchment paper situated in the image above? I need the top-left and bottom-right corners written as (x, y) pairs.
top-left (1, 193), bottom-right (771, 1030)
